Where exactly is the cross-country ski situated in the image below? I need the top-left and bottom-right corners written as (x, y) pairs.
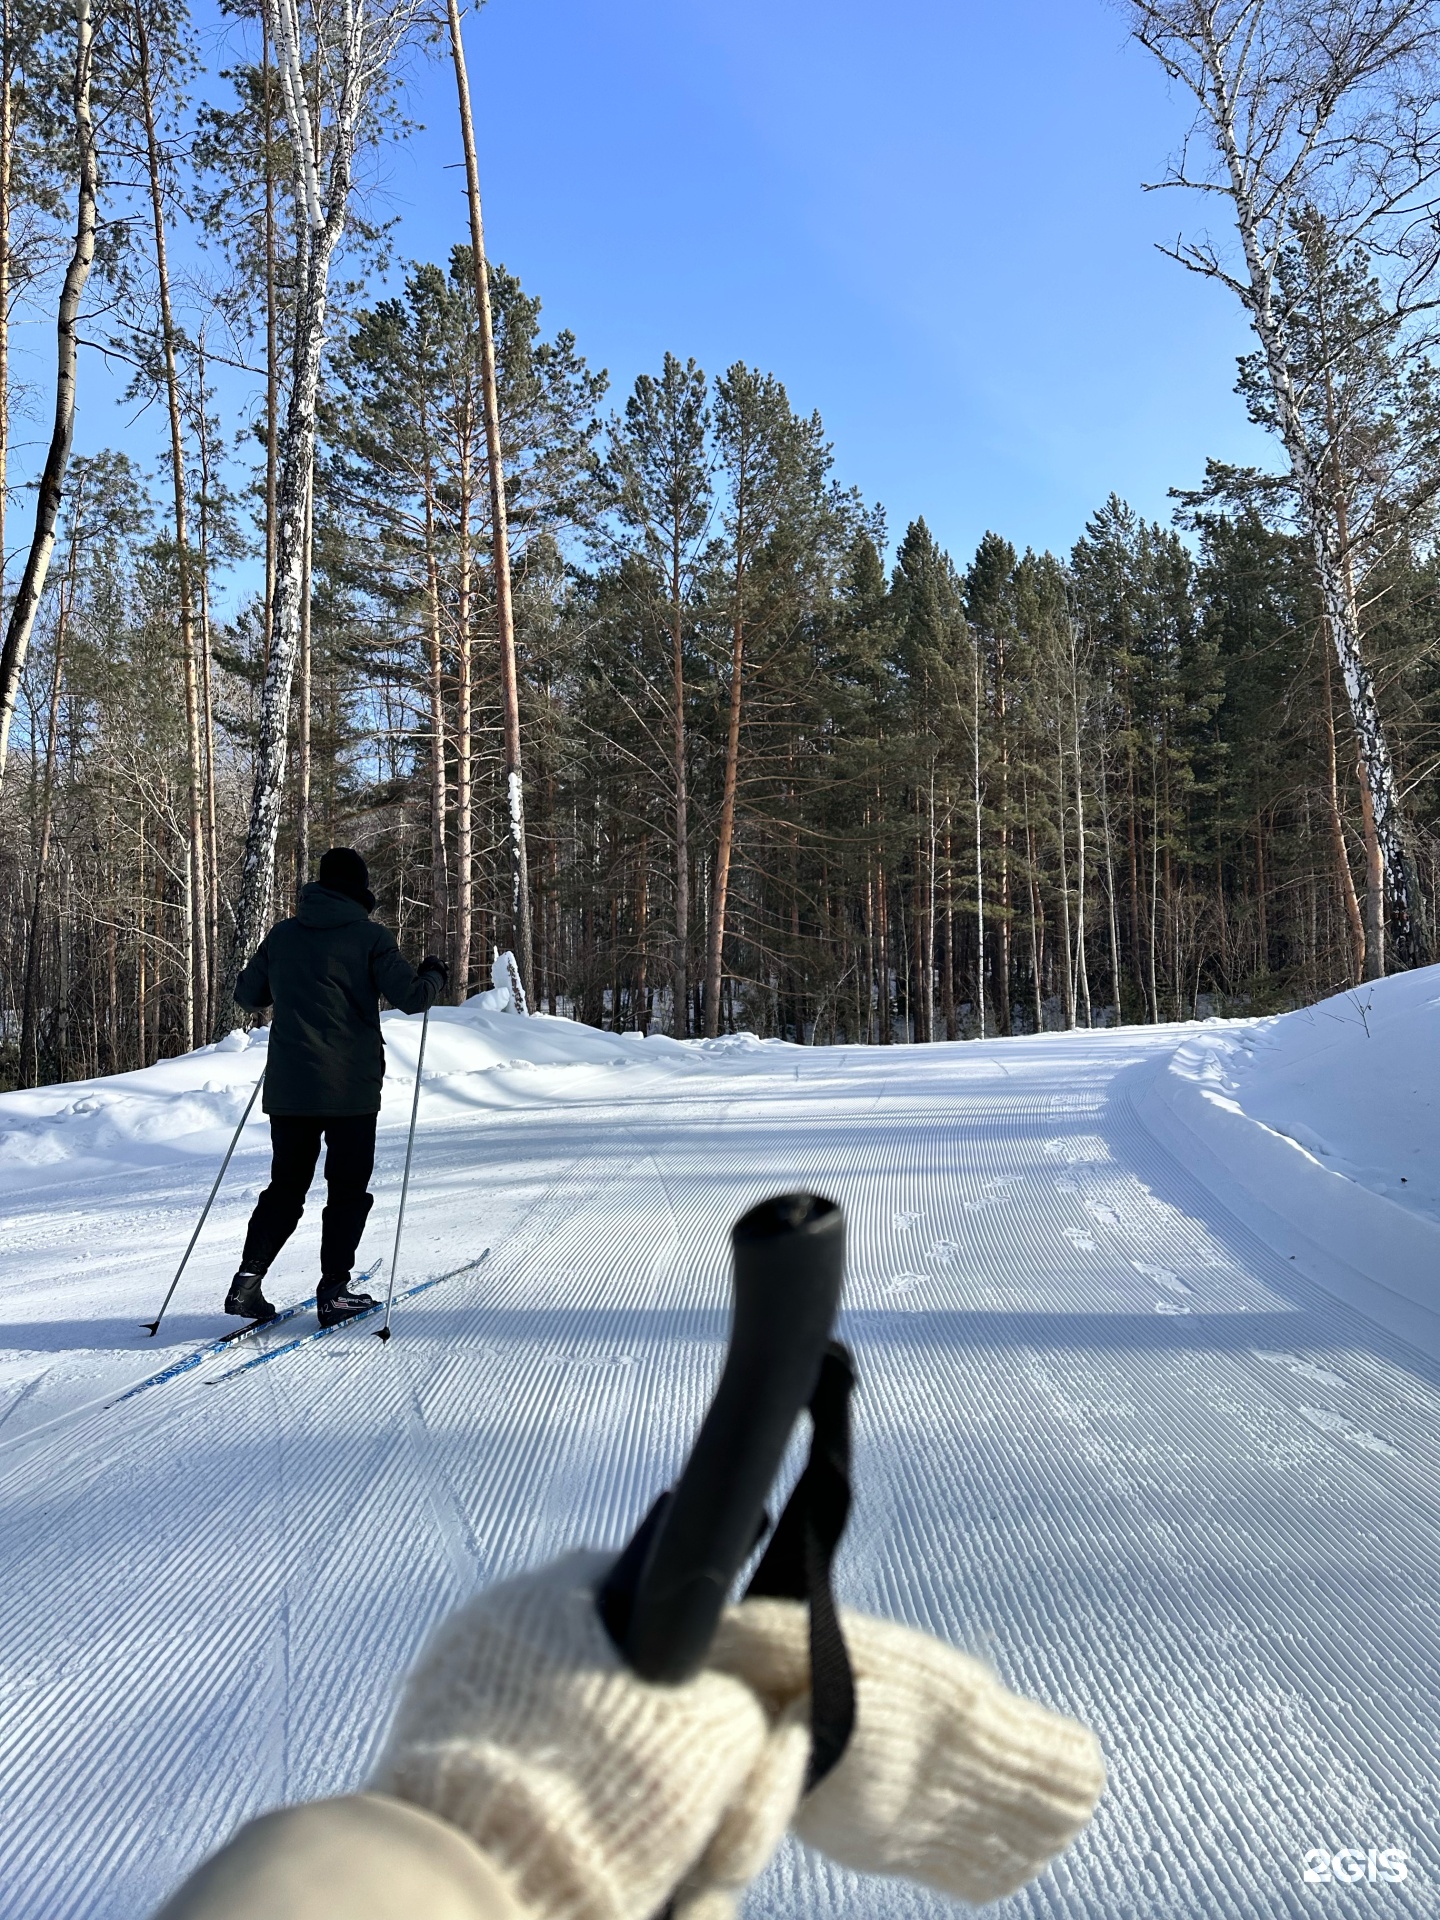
top-left (210, 1252), bottom-right (489, 1384)
top-left (112, 1289), bottom-right (321, 1407)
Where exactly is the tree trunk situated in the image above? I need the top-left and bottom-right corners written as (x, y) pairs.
top-left (1201, 38), bottom-right (1420, 957)
top-left (1070, 634), bottom-right (1092, 1028)
top-left (1055, 712), bottom-right (1075, 1031)
top-left (0, 0), bottom-right (95, 790)
top-left (1026, 807), bottom-right (1044, 1032)
top-left (294, 465), bottom-right (313, 903)
top-left (941, 814), bottom-right (956, 1040)
top-left (705, 544), bottom-right (746, 1037)
top-left (223, 216), bottom-right (340, 1018)
top-left (0, 0), bottom-right (13, 646)
top-left (262, 11), bottom-right (278, 672)
top-left (876, 858), bottom-right (891, 1044)
top-left (136, 804), bottom-right (148, 1067)
top-left (863, 848), bottom-right (875, 1042)
top-left (420, 426), bottom-right (449, 960)
top-left (669, 531), bottom-right (690, 1034)
top-left (1099, 757), bottom-right (1123, 1024)
top-left (925, 771), bottom-right (938, 1041)
top-left (134, 0), bottom-right (205, 1048)
top-left (452, 421), bottom-right (474, 996)
top-left (446, 0), bottom-right (532, 1001)
top-left (1356, 760), bottom-right (1384, 980)
top-left (993, 634), bottom-right (1012, 1034)
top-left (195, 334), bottom-right (221, 1032)
top-left (19, 583), bottom-right (72, 1085)
top-left (635, 833), bottom-right (650, 1034)
top-left (224, 0), bottom-right (387, 1019)
top-left (972, 646), bottom-right (986, 1039)
top-left (1321, 638), bottom-right (1365, 983)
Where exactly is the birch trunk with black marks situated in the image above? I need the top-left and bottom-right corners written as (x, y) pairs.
top-left (0, 0), bottom-right (94, 790)
top-left (1320, 637), bottom-right (1366, 982)
top-left (224, 221), bottom-right (335, 1016)
top-left (262, 12), bottom-right (278, 673)
top-left (224, 0), bottom-right (418, 1024)
top-left (294, 467), bottom-right (313, 904)
top-left (1128, 1), bottom-right (1429, 959)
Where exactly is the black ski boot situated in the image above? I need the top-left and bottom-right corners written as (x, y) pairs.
top-left (317, 1278), bottom-right (379, 1329)
top-left (225, 1270), bottom-right (276, 1322)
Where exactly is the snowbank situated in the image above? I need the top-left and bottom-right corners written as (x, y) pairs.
top-left (1137, 966), bottom-right (1440, 1358)
top-left (0, 1000), bottom-right (789, 1181)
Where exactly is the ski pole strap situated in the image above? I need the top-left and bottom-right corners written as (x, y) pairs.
top-left (744, 1339), bottom-right (856, 1790)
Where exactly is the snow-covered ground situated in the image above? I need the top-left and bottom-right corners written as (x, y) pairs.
top-left (1, 981), bottom-right (1437, 1917)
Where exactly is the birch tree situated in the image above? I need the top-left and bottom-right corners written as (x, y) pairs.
top-left (1126, 0), bottom-right (1440, 964)
top-left (0, 0), bottom-right (95, 791)
top-left (221, 0), bottom-right (423, 1023)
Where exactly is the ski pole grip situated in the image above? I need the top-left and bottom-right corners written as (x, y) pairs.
top-left (598, 1192), bottom-right (845, 1683)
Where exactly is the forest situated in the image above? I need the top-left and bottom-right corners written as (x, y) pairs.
top-left (3, 0), bottom-right (1440, 1088)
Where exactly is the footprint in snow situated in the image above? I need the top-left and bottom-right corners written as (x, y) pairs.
top-left (549, 1353), bottom-right (636, 1373)
top-left (1259, 1351), bottom-right (1344, 1390)
top-left (1062, 1227), bottom-right (1096, 1253)
top-left (1084, 1201), bottom-right (1121, 1229)
top-left (1154, 1300), bottom-right (1192, 1316)
top-left (1134, 1263), bottom-right (1192, 1298)
top-left (1298, 1404), bottom-right (1398, 1458)
top-left (931, 1239), bottom-right (961, 1264)
top-left (961, 1182), bottom-right (1020, 1214)
top-left (892, 1210), bottom-right (921, 1233)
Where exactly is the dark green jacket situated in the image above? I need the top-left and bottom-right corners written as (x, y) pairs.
top-left (236, 884), bottom-right (441, 1116)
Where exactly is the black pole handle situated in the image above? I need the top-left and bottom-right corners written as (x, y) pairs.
top-left (598, 1192), bottom-right (845, 1683)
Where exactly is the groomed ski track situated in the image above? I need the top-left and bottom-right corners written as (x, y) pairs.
top-left (1, 1027), bottom-right (1436, 1918)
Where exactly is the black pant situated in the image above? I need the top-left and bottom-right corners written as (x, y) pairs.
top-left (241, 1114), bottom-right (377, 1290)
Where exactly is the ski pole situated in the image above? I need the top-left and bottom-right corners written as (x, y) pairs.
top-left (375, 1005), bottom-right (429, 1344)
top-left (598, 1191), bottom-right (846, 1681)
top-left (143, 1067), bottom-right (266, 1337)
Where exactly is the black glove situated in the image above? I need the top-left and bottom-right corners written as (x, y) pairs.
top-left (419, 954), bottom-right (450, 988)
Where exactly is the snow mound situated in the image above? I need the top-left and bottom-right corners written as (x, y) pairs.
top-left (1138, 966), bottom-right (1440, 1357)
top-left (0, 1003), bottom-right (780, 1181)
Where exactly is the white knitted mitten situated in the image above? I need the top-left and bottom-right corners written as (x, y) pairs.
top-left (711, 1597), bottom-right (1105, 1904)
top-left (371, 1553), bottom-right (808, 1920)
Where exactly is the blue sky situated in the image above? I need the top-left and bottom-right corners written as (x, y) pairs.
top-left (375, 0), bottom-right (1273, 564)
top-left (56, 0), bottom-right (1275, 584)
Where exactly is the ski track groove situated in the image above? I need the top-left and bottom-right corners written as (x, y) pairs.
top-left (1, 1034), bottom-right (1437, 1915)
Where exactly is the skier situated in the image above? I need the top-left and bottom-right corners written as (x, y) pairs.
top-left (226, 846), bottom-right (448, 1329)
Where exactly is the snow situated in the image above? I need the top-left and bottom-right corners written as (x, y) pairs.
top-left (1, 984), bottom-right (1438, 1916)
top-left (1139, 969), bottom-right (1440, 1359)
top-left (0, 1001), bottom-right (714, 1178)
